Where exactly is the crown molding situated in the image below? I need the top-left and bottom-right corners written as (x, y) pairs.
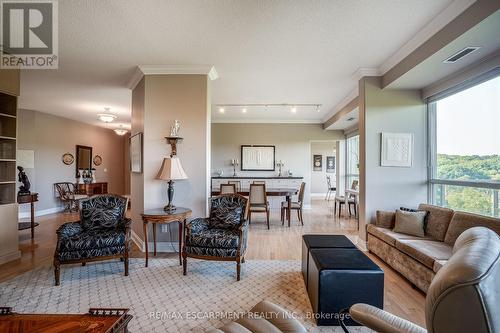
top-left (351, 68), bottom-right (381, 81)
top-left (127, 65), bottom-right (218, 89)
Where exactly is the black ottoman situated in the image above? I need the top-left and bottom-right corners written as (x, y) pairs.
top-left (301, 235), bottom-right (356, 287)
top-left (307, 248), bottom-right (384, 326)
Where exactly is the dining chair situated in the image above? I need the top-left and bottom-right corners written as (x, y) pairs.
top-left (227, 180), bottom-right (241, 192)
top-left (248, 184), bottom-right (270, 229)
top-left (281, 182), bottom-right (305, 225)
top-left (252, 181), bottom-right (266, 185)
top-left (220, 183), bottom-right (237, 195)
top-left (325, 175), bottom-right (336, 201)
top-left (334, 180), bottom-right (358, 218)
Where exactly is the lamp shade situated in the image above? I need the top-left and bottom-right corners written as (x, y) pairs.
top-left (156, 157), bottom-right (188, 181)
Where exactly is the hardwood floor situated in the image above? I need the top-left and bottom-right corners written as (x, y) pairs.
top-left (0, 198), bottom-right (426, 327)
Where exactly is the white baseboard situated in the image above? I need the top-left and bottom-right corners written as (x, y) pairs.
top-left (19, 206), bottom-right (64, 219)
top-left (356, 238), bottom-right (368, 252)
top-left (0, 250), bottom-right (21, 265)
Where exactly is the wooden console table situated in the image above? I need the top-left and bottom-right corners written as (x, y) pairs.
top-left (142, 207), bottom-right (192, 267)
top-left (17, 192), bottom-right (39, 239)
top-left (0, 307), bottom-right (132, 333)
top-left (77, 182), bottom-right (108, 196)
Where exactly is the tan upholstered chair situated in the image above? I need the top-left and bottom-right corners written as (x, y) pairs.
top-left (209, 300), bottom-right (306, 333)
top-left (345, 227), bottom-right (500, 333)
top-left (334, 179), bottom-right (358, 218)
top-left (248, 183), bottom-right (270, 229)
top-left (280, 182), bottom-right (305, 225)
top-left (227, 180), bottom-right (241, 192)
top-left (220, 183), bottom-right (236, 195)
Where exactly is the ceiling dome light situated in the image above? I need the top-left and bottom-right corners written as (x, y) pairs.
top-left (242, 108), bottom-right (247, 113)
top-left (219, 107), bottom-right (225, 113)
top-left (114, 125), bottom-right (128, 136)
top-left (97, 107), bottom-right (117, 123)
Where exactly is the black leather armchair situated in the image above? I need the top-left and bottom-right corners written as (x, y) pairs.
top-left (182, 194), bottom-right (249, 281)
top-left (53, 194), bottom-right (131, 286)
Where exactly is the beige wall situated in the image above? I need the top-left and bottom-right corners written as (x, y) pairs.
top-left (358, 77), bottom-right (427, 245)
top-left (131, 74), bottom-right (210, 245)
top-left (211, 123), bottom-right (343, 204)
top-left (17, 109), bottom-right (127, 214)
top-left (310, 142), bottom-right (336, 194)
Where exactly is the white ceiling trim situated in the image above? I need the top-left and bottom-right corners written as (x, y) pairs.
top-left (378, 0), bottom-right (476, 75)
top-left (211, 118), bottom-right (322, 124)
top-left (321, 87), bottom-right (358, 123)
top-left (128, 65), bottom-right (218, 89)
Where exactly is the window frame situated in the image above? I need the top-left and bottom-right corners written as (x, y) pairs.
top-left (427, 70), bottom-right (500, 217)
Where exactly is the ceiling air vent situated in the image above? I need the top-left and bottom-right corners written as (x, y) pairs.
top-left (443, 47), bottom-right (480, 63)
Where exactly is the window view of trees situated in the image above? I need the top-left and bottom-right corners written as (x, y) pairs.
top-left (432, 75), bottom-right (499, 217)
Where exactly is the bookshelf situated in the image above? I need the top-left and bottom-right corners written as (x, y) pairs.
top-left (0, 92), bottom-right (17, 205)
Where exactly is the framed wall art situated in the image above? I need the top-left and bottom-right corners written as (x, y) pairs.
top-left (326, 156), bottom-right (335, 173)
top-left (241, 145), bottom-right (275, 171)
top-left (313, 154), bottom-right (322, 171)
top-left (381, 132), bottom-right (413, 167)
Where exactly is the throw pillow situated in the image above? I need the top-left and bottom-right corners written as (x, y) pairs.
top-left (400, 206), bottom-right (430, 231)
top-left (393, 209), bottom-right (426, 237)
top-left (209, 206), bottom-right (243, 229)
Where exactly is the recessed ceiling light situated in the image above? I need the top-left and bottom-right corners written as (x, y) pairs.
top-left (242, 108), bottom-right (247, 113)
top-left (219, 107), bottom-right (225, 113)
top-left (291, 106), bottom-right (297, 113)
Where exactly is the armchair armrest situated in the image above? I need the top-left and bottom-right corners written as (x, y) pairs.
top-left (349, 304), bottom-right (426, 333)
top-left (56, 222), bottom-right (83, 239)
top-left (185, 218), bottom-right (210, 235)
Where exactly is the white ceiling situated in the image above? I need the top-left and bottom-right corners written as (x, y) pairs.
top-left (389, 9), bottom-right (500, 89)
top-left (18, 0), bottom-right (457, 129)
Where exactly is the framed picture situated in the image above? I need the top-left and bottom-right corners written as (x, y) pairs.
top-left (326, 156), bottom-right (335, 173)
top-left (381, 132), bottom-right (413, 167)
top-left (241, 145), bottom-right (275, 171)
top-left (313, 155), bottom-right (322, 171)
top-left (130, 132), bottom-right (143, 173)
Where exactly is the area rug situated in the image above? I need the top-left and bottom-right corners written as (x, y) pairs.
top-left (0, 259), bottom-right (372, 332)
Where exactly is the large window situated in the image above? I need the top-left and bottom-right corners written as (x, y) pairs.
top-left (346, 134), bottom-right (359, 189)
top-left (429, 74), bottom-right (500, 217)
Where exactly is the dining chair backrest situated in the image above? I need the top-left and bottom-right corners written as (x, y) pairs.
top-left (326, 175), bottom-right (332, 189)
top-left (298, 182), bottom-right (306, 204)
top-left (253, 181), bottom-right (266, 185)
top-left (249, 184), bottom-right (267, 205)
top-left (227, 181), bottom-right (241, 192)
top-left (348, 179), bottom-right (359, 199)
top-left (220, 183), bottom-right (236, 195)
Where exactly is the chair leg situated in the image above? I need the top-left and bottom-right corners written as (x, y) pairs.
top-left (325, 190), bottom-right (329, 200)
top-left (280, 207), bottom-right (284, 224)
top-left (339, 202), bottom-right (342, 218)
top-left (299, 208), bottom-right (304, 225)
top-left (248, 211), bottom-right (252, 224)
top-left (349, 203), bottom-right (352, 216)
top-left (241, 257), bottom-right (245, 263)
top-left (124, 250), bottom-right (129, 276)
top-left (353, 203), bottom-right (357, 217)
top-left (182, 253), bottom-right (187, 276)
top-left (82, 262), bottom-right (86, 266)
top-left (54, 260), bottom-right (61, 286)
top-left (236, 258), bottom-right (241, 281)
top-left (266, 209), bottom-right (270, 230)
top-left (334, 201), bottom-right (337, 216)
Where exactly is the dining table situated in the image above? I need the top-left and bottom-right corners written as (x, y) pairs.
top-left (211, 187), bottom-right (299, 227)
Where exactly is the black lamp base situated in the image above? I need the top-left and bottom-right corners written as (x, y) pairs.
top-left (164, 180), bottom-right (176, 212)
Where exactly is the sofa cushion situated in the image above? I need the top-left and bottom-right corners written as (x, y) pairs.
top-left (433, 259), bottom-right (447, 273)
top-left (376, 211), bottom-right (395, 229)
top-left (395, 239), bottom-right (452, 269)
top-left (394, 210), bottom-right (426, 237)
top-left (444, 211), bottom-right (500, 245)
top-left (418, 204), bottom-right (454, 241)
top-left (367, 224), bottom-right (433, 247)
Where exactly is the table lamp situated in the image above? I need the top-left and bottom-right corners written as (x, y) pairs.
top-left (156, 156), bottom-right (188, 211)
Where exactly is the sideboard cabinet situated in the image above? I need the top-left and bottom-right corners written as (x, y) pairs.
top-left (77, 182), bottom-right (108, 196)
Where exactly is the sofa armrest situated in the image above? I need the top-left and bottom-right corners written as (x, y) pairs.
top-left (56, 221), bottom-right (83, 239)
top-left (376, 210), bottom-right (396, 229)
top-left (350, 304), bottom-right (426, 333)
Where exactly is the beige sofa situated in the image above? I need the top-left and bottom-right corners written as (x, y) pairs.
top-left (367, 204), bottom-right (500, 292)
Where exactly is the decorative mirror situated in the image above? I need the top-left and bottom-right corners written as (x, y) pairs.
top-left (76, 145), bottom-right (92, 177)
